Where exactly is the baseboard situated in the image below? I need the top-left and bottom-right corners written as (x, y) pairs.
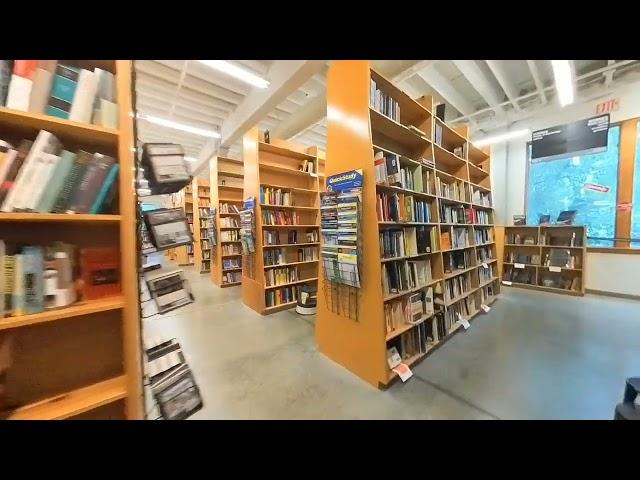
top-left (586, 289), bottom-right (640, 301)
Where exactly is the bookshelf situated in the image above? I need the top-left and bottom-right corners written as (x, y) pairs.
top-left (315, 61), bottom-right (500, 388)
top-left (190, 178), bottom-right (213, 274)
top-left (209, 156), bottom-right (244, 287)
top-left (501, 225), bottom-right (586, 296)
top-left (0, 60), bottom-right (141, 419)
top-left (169, 185), bottom-right (194, 266)
top-left (242, 128), bottom-right (321, 314)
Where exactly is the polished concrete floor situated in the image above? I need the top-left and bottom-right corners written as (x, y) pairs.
top-left (143, 264), bottom-right (640, 419)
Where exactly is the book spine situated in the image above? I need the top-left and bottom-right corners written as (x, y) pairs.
top-left (11, 254), bottom-right (24, 316)
top-left (36, 151), bottom-right (75, 212)
top-left (69, 69), bottom-right (97, 123)
top-left (89, 163), bottom-right (119, 214)
top-left (0, 60), bottom-right (12, 107)
top-left (22, 246), bottom-right (44, 314)
top-left (46, 64), bottom-right (79, 119)
top-left (51, 151), bottom-right (93, 213)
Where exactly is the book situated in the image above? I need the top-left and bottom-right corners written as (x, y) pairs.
top-left (89, 163), bottom-right (119, 214)
top-left (36, 150), bottom-right (76, 212)
top-left (92, 68), bottom-right (116, 127)
top-left (23, 151), bottom-right (61, 211)
top-left (69, 69), bottom-right (98, 123)
top-left (0, 60), bottom-right (12, 107)
top-left (79, 247), bottom-right (120, 300)
top-left (1, 131), bottom-right (61, 212)
top-left (11, 254), bottom-right (24, 316)
top-left (51, 150), bottom-right (93, 213)
top-left (5, 60), bottom-right (38, 111)
top-left (0, 240), bottom-right (3, 316)
top-left (66, 153), bottom-right (116, 213)
top-left (0, 140), bottom-right (31, 207)
top-left (94, 99), bottom-right (118, 129)
top-left (28, 61), bottom-right (57, 114)
top-left (374, 150), bottom-right (386, 184)
top-left (21, 246), bottom-right (44, 314)
top-left (46, 64), bottom-right (80, 119)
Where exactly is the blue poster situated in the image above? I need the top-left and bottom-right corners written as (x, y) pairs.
top-left (326, 169), bottom-right (363, 192)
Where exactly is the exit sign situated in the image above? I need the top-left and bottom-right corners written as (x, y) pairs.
top-left (595, 98), bottom-right (619, 115)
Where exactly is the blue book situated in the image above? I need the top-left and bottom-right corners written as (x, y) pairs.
top-left (89, 163), bottom-right (119, 214)
top-left (46, 64), bottom-right (79, 119)
top-left (21, 246), bottom-right (44, 315)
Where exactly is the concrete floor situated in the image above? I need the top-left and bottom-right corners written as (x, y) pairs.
top-left (143, 264), bottom-right (640, 419)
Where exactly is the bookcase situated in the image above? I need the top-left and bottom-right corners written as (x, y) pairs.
top-left (169, 185), bottom-right (194, 266)
top-left (189, 178), bottom-right (213, 274)
top-left (209, 155), bottom-right (244, 287)
top-left (0, 60), bottom-right (141, 419)
top-left (315, 60), bottom-right (500, 388)
top-left (501, 225), bottom-right (586, 296)
top-left (242, 127), bottom-right (321, 314)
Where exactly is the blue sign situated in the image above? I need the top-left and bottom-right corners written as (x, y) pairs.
top-left (326, 169), bottom-right (363, 192)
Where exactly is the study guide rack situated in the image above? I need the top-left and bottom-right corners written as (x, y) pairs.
top-left (315, 61), bottom-right (500, 389)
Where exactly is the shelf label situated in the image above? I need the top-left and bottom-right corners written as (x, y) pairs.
top-left (481, 304), bottom-right (491, 313)
top-left (502, 280), bottom-right (513, 286)
top-left (549, 266), bottom-right (561, 273)
top-left (514, 263), bottom-right (525, 269)
top-left (482, 262), bottom-right (488, 269)
top-left (392, 363), bottom-right (413, 382)
top-left (456, 313), bottom-right (471, 330)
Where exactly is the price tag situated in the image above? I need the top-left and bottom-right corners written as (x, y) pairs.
top-left (549, 266), bottom-right (561, 273)
top-left (481, 304), bottom-right (491, 313)
top-left (456, 313), bottom-right (471, 330)
top-left (482, 262), bottom-right (488, 268)
top-left (514, 263), bottom-right (525, 269)
top-left (502, 280), bottom-right (513, 286)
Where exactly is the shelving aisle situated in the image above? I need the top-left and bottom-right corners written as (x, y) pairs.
top-left (316, 60), bottom-right (500, 388)
top-left (0, 60), bottom-right (141, 419)
top-left (242, 128), bottom-right (321, 314)
top-left (210, 156), bottom-right (244, 287)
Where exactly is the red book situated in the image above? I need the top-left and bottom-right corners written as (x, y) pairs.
top-left (13, 60), bottom-right (38, 79)
top-left (79, 247), bottom-right (121, 300)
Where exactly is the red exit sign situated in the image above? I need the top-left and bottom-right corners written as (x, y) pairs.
top-left (595, 98), bottom-right (619, 114)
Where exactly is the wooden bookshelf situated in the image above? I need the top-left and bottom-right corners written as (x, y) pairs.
top-left (209, 156), bottom-right (244, 287)
top-left (168, 185), bottom-right (194, 266)
top-left (189, 178), bottom-right (213, 274)
top-left (315, 61), bottom-right (500, 389)
top-left (501, 225), bottom-right (586, 296)
top-left (242, 128), bottom-right (321, 314)
top-left (0, 60), bottom-right (141, 419)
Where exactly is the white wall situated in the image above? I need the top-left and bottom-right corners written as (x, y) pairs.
top-left (492, 80), bottom-right (640, 297)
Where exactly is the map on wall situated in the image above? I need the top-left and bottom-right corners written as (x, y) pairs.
top-left (527, 126), bottom-right (620, 247)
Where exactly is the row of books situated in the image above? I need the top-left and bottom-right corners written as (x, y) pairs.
top-left (222, 244), bottom-right (241, 255)
top-left (223, 258), bottom-right (241, 269)
top-left (263, 229), bottom-right (319, 246)
top-left (262, 210), bottom-right (302, 226)
top-left (198, 208), bottom-right (212, 218)
top-left (200, 239), bottom-right (212, 250)
top-left (440, 205), bottom-right (466, 224)
top-left (376, 192), bottom-right (432, 223)
top-left (219, 203), bottom-right (240, 214)
top-left (446, 295), bottom-right (476, 324)
top-left (381, 259), bottom-right (433, 295)
top-left (265, 266), bottom-right (299, 287)
top-left (543, 251), bottom-right (581, 269)
top-left (265, 285), bottom-right (298, 307)
top-left (507, 233), bottom-right (537, 245)
top-left (369, 78), bottom-right (400, 122)
top-left (538, 273), bottom-right (581, 291)
top-left (541, 232), bottom-right (582, 247)
top-left (478, 264), bottom-right (495, 283)
top-left (374, 151), bottom-right (434, 196)
top-left (223, 272), bottom-right (241, 284)
top-left (1, 60), bottom-right (117, 127)
top-left (440, 228), bottom-right (470, 250)
top-left (299, 159), bottom-right (315, 174)
top-left (379, 227), bottom-right (437, 259)
top-left (1, 242), bottom-right (119, 317)
top-left (470, 209), bottom-right (491, 225)
top-left (220, 217), bottom-right (239, 228)
top-left (443, 272), bottom-right (472, 303)
top-left (199, 200), bottom-right (211, 208)
top-left (0, 131), bottom-right (118, 214)
top-left (476, 246), bottom-right (494, 263)
top-left (472, 189), bottom-right (492, 207)
top-left (199, 219), bottom-right (212, 229)
top-left (264, 247), bottom-right (318, 266)
top-left (479, 284), bottom-right (497, 304)
top-left (386, 319), bottom-right (435, 367)
top-left (444, 250), bottom-right (471, 273)
top-left (436, 178), bottom-right (467, 202)
top-left (385, 287), bottom-right (435, 335)
top-left (506, 252), bottom-right (540, 264)
top-left (260, 187), bottom-right (294, 206)
top-left (475, 229), bottom-right (493, 245)
top-left (221, 231), bottom-right (239, 242)
top-left (503, 267), bottom-right (535, 285)
top-left (452, 144), bottom-right (468, 159)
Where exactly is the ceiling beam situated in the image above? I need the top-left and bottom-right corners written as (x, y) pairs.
top-left (526, 60), bottom-right (547, 105)
top-left (416, 64), bottom-right (476, 119)
top-left (452, 60), bottom-right (505, 114)
top-left (195, 60), bottom-right (326, 172)
top-left (604, 60), bottom-right (615, 87)
top-left (485, 60), bottom-right (522, 111)
top-left (272, 92), bottom-right (326, 140)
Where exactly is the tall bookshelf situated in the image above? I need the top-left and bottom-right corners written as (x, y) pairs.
top-left (316, 60), bottom-right (500, 388)
top-left (242, 128), bottom-right (321, 314)
top-left (169, 185), bottom-right (194, 266)
top-left (502, 225), bottom-right (586, 296)
top-left (190, 178), bottom-right (213, 274)
top-left (209, 155), bottom-right (244, 287)
top-left (0, 60), bottom-right (141, 419)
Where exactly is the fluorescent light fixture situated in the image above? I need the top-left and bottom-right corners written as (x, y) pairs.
top-left (137, 113), bottom-right (220, 138)
top-left (197, 60), bottom-right (270, 89)
top-left (472, 129), bottom-right (531, 147)
top-left (551, 60), bottom-right (574, 107)
top-left (184, 156), bottom-right (198, 162)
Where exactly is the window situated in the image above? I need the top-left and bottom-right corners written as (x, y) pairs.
top-left (631, 122), bottom-right (640, 248)
top-left (526, 126), bottom-right (621, 247)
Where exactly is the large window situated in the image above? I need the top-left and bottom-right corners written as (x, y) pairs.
top-left (632, 122), bottom-right (640, 248)
top-left (526, 126), bottom-right (620, 247)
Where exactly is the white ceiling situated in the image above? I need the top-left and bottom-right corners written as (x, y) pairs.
top-left (134, 60), bottom-right (640, 175)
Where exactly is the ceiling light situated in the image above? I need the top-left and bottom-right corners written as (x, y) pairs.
top-left (551, 60), bottom-right (574, 107)
top-left (197, 60), bottom-right (270, 89)
top-left (184, 156), bottom-right (198, 162)
top-left (137, 113), bottom-right (220, 138)
top-left (472, 128), bottom-right (531, 147)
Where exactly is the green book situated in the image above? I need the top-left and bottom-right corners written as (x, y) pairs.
top-left (51, 150), bottom-right (92, 213)
top-left (36, 150), bottom-right (76, 213)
